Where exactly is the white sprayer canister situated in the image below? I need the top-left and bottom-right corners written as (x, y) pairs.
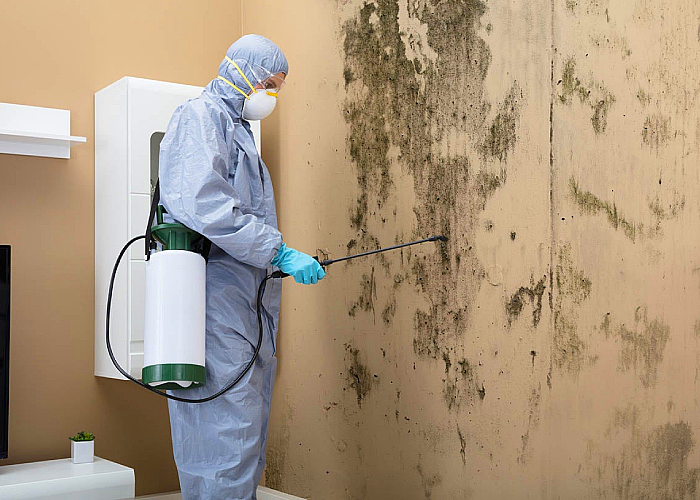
top-left (143, 250), bottom-right (206, 388)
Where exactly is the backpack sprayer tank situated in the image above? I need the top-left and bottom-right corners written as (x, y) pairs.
top-left (142, 205), bottom-right (207, 389)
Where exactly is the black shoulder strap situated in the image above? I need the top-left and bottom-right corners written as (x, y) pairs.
top-left (145, 180), bottom-right (160, 261)
top-left (145, 179), bottom-right (213, 263)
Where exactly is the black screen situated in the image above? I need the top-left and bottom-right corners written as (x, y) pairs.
top-left (0, 246), bottom-right (9, 459)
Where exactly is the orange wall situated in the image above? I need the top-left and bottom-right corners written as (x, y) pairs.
top-left (0, 1), bottom-right (241, 495)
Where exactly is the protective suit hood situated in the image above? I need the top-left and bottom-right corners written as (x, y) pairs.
top-left (206, 34), bottom-right (289, 119)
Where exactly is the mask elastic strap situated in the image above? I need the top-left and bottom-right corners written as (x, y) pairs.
top-left (225, 56), bottom-right (258, 94)
top-left (217, 75), bottom-right (250, 99)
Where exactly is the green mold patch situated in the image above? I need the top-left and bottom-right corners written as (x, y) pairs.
top-left (552, 244), bottom-right (595, 376)
top-left (571, 178), bottom-right (684, 241)
top-left (642, 114), bottom-right (672, 150)
top-left (343, 0), bottom-right (513, 413)
top-left (694, 320), bottom-right (700, 337)
top-left (479, 82), bottom-right (522, 162)
top-left (566, 0), bottom-right (578, 11)
top-left (601, 307), bottom-right (670, 388)
top-left (649, 193), bottom-right (685, 221)
top-left (649, 192), bottom-right (685, 236)
top-left (558, 57), bottom-right (615, 134)
top-left (586, 415), bottom-right (700, 499)
top-left (344, 343), bottom-right (378, 408)
top-left (505, 275), bottom-right (547, 327)
top-left (570, 178), bottom-right (640, 242)
top-left (637, 89), bottom-right (652, 106)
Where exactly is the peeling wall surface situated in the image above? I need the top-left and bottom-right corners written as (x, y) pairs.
top-left (243, 1), bottom-right (700, 498)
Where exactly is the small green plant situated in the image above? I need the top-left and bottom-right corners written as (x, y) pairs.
top-left (69, 431), bottom-right (95, 442)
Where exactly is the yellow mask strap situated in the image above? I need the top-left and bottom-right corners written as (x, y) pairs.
top-left (225, 56), bottom-right (258, 94)
top-left (217, 76), bottom-right (250, 99)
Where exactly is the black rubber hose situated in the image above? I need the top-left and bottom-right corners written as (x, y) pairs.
top-left (105, 235), bottom-right (268, 403)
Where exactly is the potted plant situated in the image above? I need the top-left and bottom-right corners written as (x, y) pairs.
top-left (69, 431), bottom-right (95, 464)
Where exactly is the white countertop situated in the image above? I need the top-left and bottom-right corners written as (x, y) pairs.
top-left (0, 457), bottom-right (135, 499)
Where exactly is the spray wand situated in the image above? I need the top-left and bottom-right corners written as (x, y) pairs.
top-left (270, 235), bottom-right (448, 279)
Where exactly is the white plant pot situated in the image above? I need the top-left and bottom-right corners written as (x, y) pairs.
top-left (70, 440), bottom-right (94, 464)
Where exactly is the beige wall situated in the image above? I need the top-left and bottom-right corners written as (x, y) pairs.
top-left (245, 1), bottom-right (700, 498)
top-left (0, 1), bottom-right (241, 495)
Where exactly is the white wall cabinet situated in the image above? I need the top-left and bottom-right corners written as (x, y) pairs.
top-left (94, 76), bottom-right (260, 380)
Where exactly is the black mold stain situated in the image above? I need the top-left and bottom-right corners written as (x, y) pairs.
top-left (348, 267), bottom-right (376, 321)
top-left (505, 275), bottom-right (547, 327)
top-left (343, 0), bottom-right (519, 411)
top-left (601, 306), bottom-right (670, 388)
top-left (381, 297), bottom-right (397, 325)
top-left (558, 57), bottom-right (615, 134)
top-left (344, 343), bottom-right (378, 407)
top-left (457, 426), bottom-right (467, 465)
top-left (443, 358), bottom-right (483, 411)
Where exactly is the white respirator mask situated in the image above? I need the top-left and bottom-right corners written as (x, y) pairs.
top-left (242, 89), bottom-right (277, 120)
top-left (218, 56), bottom-right (281, 121)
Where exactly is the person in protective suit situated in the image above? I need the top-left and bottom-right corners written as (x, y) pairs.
top-left (159, 34), bottom-right (325, 499)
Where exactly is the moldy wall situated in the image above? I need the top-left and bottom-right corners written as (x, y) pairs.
top-left (244, 1), bottom-right (700, 498)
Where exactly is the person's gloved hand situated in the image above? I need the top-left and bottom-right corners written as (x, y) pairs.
top-left (271, 244), bottom-right (327, 284)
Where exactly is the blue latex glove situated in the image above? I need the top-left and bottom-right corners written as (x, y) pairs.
top-left (271, 244), bottom-right (327, 285)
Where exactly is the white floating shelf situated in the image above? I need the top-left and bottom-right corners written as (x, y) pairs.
top-left (0, 102), bottom-right (86, 159)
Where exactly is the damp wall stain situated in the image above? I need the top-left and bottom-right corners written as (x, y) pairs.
top-left (601, 307), bottom-right (671, 388)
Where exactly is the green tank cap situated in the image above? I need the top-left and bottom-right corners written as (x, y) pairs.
top-left (151, 205), bottom-right (202, 251)
top-left (152, 223), bottom-right (200, 250)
